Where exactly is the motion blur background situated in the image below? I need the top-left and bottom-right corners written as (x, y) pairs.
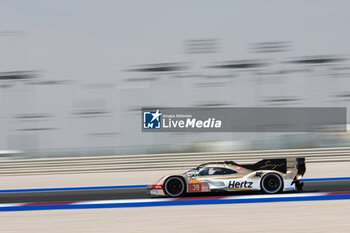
top-left (1, 0), bottom-right (350, 159)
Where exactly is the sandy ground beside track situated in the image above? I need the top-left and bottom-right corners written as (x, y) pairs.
top-left (0, 200), bottom-right (349, 233)
top-left (0, 162), bottom-right (349, 189)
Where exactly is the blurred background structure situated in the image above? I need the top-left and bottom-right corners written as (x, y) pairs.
top-left (1, 1), bottom-right (350, 158)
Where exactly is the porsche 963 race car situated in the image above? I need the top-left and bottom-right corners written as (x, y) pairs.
top-left (147, 158), bottom-right (306, 197)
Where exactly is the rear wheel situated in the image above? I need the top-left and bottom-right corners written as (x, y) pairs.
top-left (164, 177), bottom-right (185, 197)
top-left (260, 173), bottom-right (283, 194)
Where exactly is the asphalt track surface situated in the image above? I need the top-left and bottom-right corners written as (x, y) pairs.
top-left (1, 180), bottom-right (350, 204)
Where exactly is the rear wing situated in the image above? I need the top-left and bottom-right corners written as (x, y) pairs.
top-left (233, 158), bottom-right (306, 174)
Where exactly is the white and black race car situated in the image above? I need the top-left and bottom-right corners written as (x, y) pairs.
top-left (147, 158), bottom-right (306, 197)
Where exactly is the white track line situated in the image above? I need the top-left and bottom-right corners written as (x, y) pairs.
top-left (221, 192), bottom-right (328, 200)
top-left (72, 192), bottom-right (328, 205)
top-left (0, 203), bottom-right (25, 208)
top-left (72, 198), bottom-right (174, 205)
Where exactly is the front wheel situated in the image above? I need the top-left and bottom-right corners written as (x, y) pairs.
top-left (260, 173), bottom-right (283, 194)
top-left (164, 177), bottom-right (186, 197)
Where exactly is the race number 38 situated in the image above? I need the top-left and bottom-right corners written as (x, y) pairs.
top-left (190, 183), bottom-right (202, 192)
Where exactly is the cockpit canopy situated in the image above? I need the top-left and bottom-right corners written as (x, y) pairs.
top-left (186, 166), bottom-right (237, 177)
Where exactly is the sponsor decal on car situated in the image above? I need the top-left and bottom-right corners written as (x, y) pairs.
top-left (190, 180), bottom-right (202, 184)
top-left (228, 180), bottom-right (253, 190)
top-left (201, 185), bottom-right (209, 192)
top-left (190, 180), bottom-right (202, 192)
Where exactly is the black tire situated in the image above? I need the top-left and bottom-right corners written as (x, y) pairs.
top-left (260, 173), bottom-right (283, 194)
top-left (164, 176), bottom-right (186, 197)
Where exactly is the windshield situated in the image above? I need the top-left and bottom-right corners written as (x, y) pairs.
top-left (198, 167), bottom-right (238, 176)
